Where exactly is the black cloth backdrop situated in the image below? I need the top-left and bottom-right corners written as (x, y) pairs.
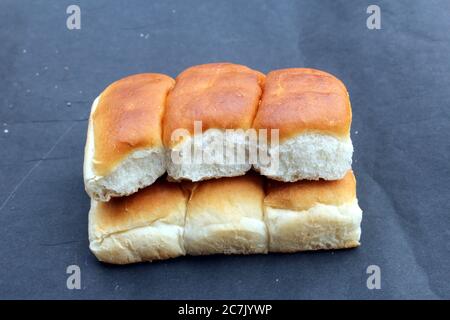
top-left (0, 0), bottom-right (449, 299)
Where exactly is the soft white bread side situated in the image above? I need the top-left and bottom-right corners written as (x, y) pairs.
top-left (164, 63), bottom-right (265, 182)
top-left (252, 68), bottom-right (353, 181)
top-left (264, 171), bottom-right (362, 252)
top-left (254, 133), bottom-right (353, 181)
top-left (84, 74), bottom-right (174, 202)
top-left (84, 97), bottom-right (167, 201)
top-left (265, 201), bottom-right (362, 252)
top-left (88, 180), bottom-right (187, 264)
top-left (167, 129), bottom-right (251, 182)
top-left (184, 174), bottom-right (268, 255)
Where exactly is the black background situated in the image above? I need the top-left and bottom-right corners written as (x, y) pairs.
top-left (0, 0), bottom-right (449, 299)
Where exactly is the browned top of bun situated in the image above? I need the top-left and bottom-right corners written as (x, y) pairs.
top-left (163, 63), bottom-right (265, 147)
top-left (93, 73), bottom-right (174, 176)
top-left (264, 170), bottom-right (356, 211)
top-left (187, 174), bottom-right (264, 221)
top-left (93, 180), bottom-right (187, 233)
top-left (252, 68), bottom-right (351, 142)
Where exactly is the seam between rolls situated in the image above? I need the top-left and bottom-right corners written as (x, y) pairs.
top-left (180, 194), bottom-right (189, 254)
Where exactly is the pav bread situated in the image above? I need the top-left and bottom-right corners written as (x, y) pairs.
top-left (84, 73), bottom-right (175, 201)
top-left (84, 65), bottom-right (363, 264)
top-left (163, 63), bottom-right (265, 182)
top-left (88, 171), bottom-right (363, 264)
top-left (184, 174), bottom-right (268, 255)
top-left (252, 68), bottom-right (353, 181)
top-left (264, 170), bottom-right (362, 252)
top-left (88, 179), bottom-right (187, 264)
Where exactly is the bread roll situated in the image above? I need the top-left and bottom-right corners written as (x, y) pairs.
top-left (89, 179), bottom-right (187, 264)
top-left (84, 73), bottom-right (175, 201)
top-left (163, 63), bottom-right (265, 182)
top-left (184, 174), bottom-right (268, 255)
top-left (264, 171), bottom-right (362, 252)
top-left (88, 172), bottom-right (363, 264)
top-left (252, 68), bottom-right (353, 181)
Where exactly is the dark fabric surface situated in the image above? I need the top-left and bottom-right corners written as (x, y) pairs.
top-left (0, 0), bottom-right (449, 299)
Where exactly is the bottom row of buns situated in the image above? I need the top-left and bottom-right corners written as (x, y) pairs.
top-left (89, 171), bottom-right (362, 264)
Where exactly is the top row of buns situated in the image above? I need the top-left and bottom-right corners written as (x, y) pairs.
top-left (84, 63), bottom-right (353, 202)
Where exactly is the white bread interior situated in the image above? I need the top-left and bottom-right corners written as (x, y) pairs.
top-left (254, 132), bottom-right (353, 182)
top-left (83, 97), bottom-right (166, 202)
top-left (265, 199), bottom-right (362, 252)
top-left (167, 129), bottom-right (251, 182)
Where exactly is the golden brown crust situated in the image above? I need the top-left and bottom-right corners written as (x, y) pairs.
top-left (163, 63), bottom-right (265, 147)
top-left (252, 68), bottom-right (351, 141)
top-left (264, 170), bottom-right (356, 211)
top-left (93, 73), bottom-right (175, 176)
top-left (94, 179), bottom-right (187, 233)
top-left (187, 173), bottom-right (264, 220)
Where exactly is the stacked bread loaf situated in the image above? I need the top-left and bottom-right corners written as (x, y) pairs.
top-left (84, 63), bottom-right (362, 264)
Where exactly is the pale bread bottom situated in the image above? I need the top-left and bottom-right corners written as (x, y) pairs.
top-left (89, 201), bottom-right (185, 265)
top-left (184, 218), bottom-right (269, 255)
top-left (265, 200), bottom-right (362, 252)
top-left (88, 200), bottom-right (362, 264)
